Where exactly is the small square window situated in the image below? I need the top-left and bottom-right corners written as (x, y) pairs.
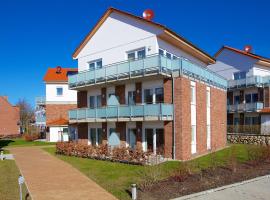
top-left (56, 87), bottom-right (63, 96)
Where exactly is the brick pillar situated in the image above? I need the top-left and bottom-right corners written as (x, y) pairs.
top-left (77, 123), bottom-right (88, 144)
top-left (102, 122), bottom-right (107, 145)
top-left (101, 87), bottom-right (106, 106)
top-left (136, 122), bottom-right (143, 150)
top-left (164, 78), bottom-right (172, 103)
top-left (77, 91), bottom-right (87, 108)
top-left (240, 90), bottom-right (244, 103)
top-left (164, 121), bottom-right (173, 158)
top-left (135, 82), bottom-right (142, 104)
top-left (116, 122), bottom-right (126, 147)
top-left (264, 87), bottom-right (270, 107)
top-left (115, 85), bottom-right (125, 104)
top-left (228, 91), bottom-right (233, 105)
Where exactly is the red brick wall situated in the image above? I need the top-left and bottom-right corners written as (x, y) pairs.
top-left (0, 97), bottom-right (20, 136)
top-left (77, 123), bottom-right (88, 144)
top-left (196, 83), bottom-right (207, 155)
top-left (211, 87), bottom-right (227, 150)
top-left (77, 91), bottom-right (87, 108)
top-left (164, 121), bottom-right (173, 158)
top-left (116, 122), bottom-right (126, 147)
top-left (46, 104), bottom-right (77, 124)
top-left (164, 78), bottom-right (172, 103)
top-left (115, 85), bottom-right (125, 104)
top-left (135, 82), bottom-right (142, 104)
top-left (264, 87), bottom-right (270, 107)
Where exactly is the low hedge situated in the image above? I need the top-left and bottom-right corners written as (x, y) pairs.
top-left (56, 142), bottom-right (151, 165)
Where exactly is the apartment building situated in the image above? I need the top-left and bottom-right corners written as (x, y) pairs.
top-left (209, 46), bottom-right (270, 134)
top-left (0, 96), bottom-right (20, 137)
top-left (68, 8), bottom-right (227, 160)
top-left (39, 66), bottom-right (78, 142)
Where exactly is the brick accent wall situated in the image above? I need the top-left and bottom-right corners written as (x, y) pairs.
top-left (0, 97), bottom-right (20, 136)
top-left (116, 122), bottom-right (126, 147)
top-left (77, 91), bottom-right (87, 108)
top-left (115, 85), bottom-right (125, 104)
top-left (46, 104), bottom-right (77, 124)
top-left (196, 83), bottom-right (207, 155)
top-left (101, 88), bottom-right (107, 106)
top-left (164, 121), bottom-right (173, 158)
top-left (136, 122), bottom-right (142, 149)
top-left (135, 82), bottom-right (142, 104)
top-left (211, 87), bottom-right (227, 150)
top-left (102, 122), bottom-right (107, 144)
top-left (264, 87), bottom-right (270, 107)
top-left (77, 123), bottom-right (88, 144)
top-left (164, 78), bottom-right (172, 104)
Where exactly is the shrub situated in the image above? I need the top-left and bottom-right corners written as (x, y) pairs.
top-left (137, 165), bottom-right (163, 190)
top-left (23, 133), bottom-right (40, 141)
top-left (245, 145), bottom-right (265, 165)
top-left (170, 162), bottom-right (191, 182)
top-left (55, 142), bottom-right (149, 165)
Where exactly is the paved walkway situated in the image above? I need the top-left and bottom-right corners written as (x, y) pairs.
top-left (174, 175), bottom-right (270, 200)
top-left (10, 147), bottom-right (117, 200)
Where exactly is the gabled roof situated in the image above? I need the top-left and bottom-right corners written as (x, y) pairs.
top-left (72, 7), bottom-right (215, 64)
top-left (43, 67), bottom-right (77, 83)
top-left (215, 46), bottom-right (270, 64)
top-left (47, 118), bottom-right (69, 126)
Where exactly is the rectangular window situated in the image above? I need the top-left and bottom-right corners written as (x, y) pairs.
top-left (245, 117), bottom-right (252, 125)
top-left (166, 52), bottom-right (172, 59)
top-left (155, 88), bottom-right (164, 103)
top-left (206, 89), bottom-right (210, 107)
top-left (159, 49), bottom-right (164, 56)
top-left (144, 89), bottom-right (153, 104)
top-left (90, 128), bottom-right (96, 146)
top-left (234, 117), bottom-right (239, 125)
top-left (127, 52), bottom-right (135, 61)
top-left (97, 128), bottom-right (102, 145)
top-left (137, 49), bottom-right (146, 59)
top-left (245, 94), bottom-right (252, 103)
top-left (89, 96), bottom-right (95, 109)
top-left (88, 59), bottom-right (102, 70)
top-left (56, 87), bottom-right (63, 96)
top-left (233, 71), bottom-right (246, 80)
top-left (127, 48), bottom-right (145, 60)
top-left (191, 85), bottom-right (196, 104)
top-left (128, 91), bottom-right (136, 105)
top-left (234, 96), bottom-right (240, 104)
top-left (96, 95), bottom-right (102, 108)
top-left (252, 93), bottom-right (258, 102)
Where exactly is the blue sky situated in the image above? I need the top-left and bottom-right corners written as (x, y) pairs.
top-left (0, 0), bottom-right (269, 106)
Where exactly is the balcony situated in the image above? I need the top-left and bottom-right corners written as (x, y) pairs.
top-left (228, 76), bottom-right (270, 89)
top-left (69, 103), bottom-right (173, 123)
top-left (227, 102), bottom-right (263, 112)
top-left (35, 115), bottom-right (46, 124)
top-left (68, 55), bottom-right (227, 90)
top-left (35, 96), bottom-right (46, 105)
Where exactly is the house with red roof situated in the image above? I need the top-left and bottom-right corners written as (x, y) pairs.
top-left (35, 66), bottom-right (78, 142)
top-left (208, 45), bottom-right (270, 134)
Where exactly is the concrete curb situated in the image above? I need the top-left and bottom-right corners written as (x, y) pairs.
top-left (171, 174), bottom-right (270, 200)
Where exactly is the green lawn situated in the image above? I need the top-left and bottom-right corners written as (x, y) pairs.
top-left (44, 144), bottom-right (249, 200)
top-left (0, 160), bottom-right (30, 200)
top-left (0, 138), bottom-right (55, 149)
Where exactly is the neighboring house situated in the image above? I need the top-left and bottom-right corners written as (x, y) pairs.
top-left (39, 66), bottom-right (78, 142)
top-left (35, 96), bottom-right (46, 137)
top-left (68, 8), bottom-right (227, 161)
top-left (0, 96), bottom-right (20, 137)
top-left (208, 45), bottom-right (270, 134)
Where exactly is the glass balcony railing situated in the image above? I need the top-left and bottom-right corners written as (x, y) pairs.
top-left (35, 115), bottom-right (46, 124)
top-left (69, 103), bottom-right (174, 121)
top-left (68, 55), bottom-right (227, 90)
top-left (228, 76), bottom-right (270, 89)
top-left (35, 96), bottom-right (46, 105)
top-left (227, 102), bottom-right (263, 112)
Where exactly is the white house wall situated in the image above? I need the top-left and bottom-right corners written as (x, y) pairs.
top-left (46, 83), bottom-right (77, 104)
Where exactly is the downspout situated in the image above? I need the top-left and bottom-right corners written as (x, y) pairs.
top-left (172, 76), bottom-right (176, 160)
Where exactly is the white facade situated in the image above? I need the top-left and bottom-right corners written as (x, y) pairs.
top-left (48, 126), bottom-right (69, 142)
top-left (46, 83), bottom-right (77, 104)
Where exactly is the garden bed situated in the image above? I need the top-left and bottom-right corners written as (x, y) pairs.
top-left (138, 146), bottom-right (270, 200)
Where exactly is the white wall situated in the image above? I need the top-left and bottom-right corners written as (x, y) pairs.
top-left (261, 115), bottom-right (270, 134)
top-left (49, 126), bottom-right (69, 142)
top-left (249, 64), bottom-right (270, 77)
top-left (46, 83), bottom-right (77, 103)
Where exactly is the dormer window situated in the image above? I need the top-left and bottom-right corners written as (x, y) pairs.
top-left (88, 59), bottom-right (102, 70)
top-left (127, 48), bottom-right (146, 61)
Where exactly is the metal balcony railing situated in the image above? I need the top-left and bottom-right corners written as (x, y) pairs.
top-left (227, 102), bottom-right (263, 112)
top-left (228, 76), bottom-right (270, 89)
top-left (68, 54), bottom-right (227, 90)
top-left (69, 103), bottom-right (174, 122)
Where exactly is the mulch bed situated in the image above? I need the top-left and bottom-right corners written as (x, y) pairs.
top-left (138, 160), bottom-right (270, 200)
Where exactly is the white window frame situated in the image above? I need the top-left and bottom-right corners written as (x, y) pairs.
top-left (126, 47), bottom-right (146, 60)
top-left (88, 59), bottom-right (102, 70)
top-left (190, 81), bottom-right (197, 154)
top-left (56, 87), bottom-right (63, 96)
top-left (88, 127), bottom-right (102, 146)
top-left (143, 87), bottom-right (164, 104)
top-left (206, 87), bottom-right (211, 150)
top-left (158, 48), bottom-right (179, 60)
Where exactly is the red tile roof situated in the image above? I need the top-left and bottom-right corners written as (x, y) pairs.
top-left (43, 67), bottom-right (77, 82)
top-left (47, 118), bottom-right (69, 126)
top-left (215, 46), bottom-right (270, 64)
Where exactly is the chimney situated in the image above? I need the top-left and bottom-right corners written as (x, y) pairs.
top-left (244, 45), bottom-right (252, 53)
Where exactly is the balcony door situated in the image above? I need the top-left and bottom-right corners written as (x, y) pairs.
top-left (145, 128), bottom-right (164, 155)
top-left (127, 129), bottom-right (136, 149)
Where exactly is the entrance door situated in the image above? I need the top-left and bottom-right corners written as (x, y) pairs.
top-left (145, 129), bottom-right (153, 152)
top-left (156, 129), bottom-right (164, 155)
top-left (127, 129), bottom-right (136, 149)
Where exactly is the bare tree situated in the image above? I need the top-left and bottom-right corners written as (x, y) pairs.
top-left (16, 98), bottom-right (34, 134)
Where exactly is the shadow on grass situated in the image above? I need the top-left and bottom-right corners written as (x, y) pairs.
top-left (0, 140), bottom-right (15, 148)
